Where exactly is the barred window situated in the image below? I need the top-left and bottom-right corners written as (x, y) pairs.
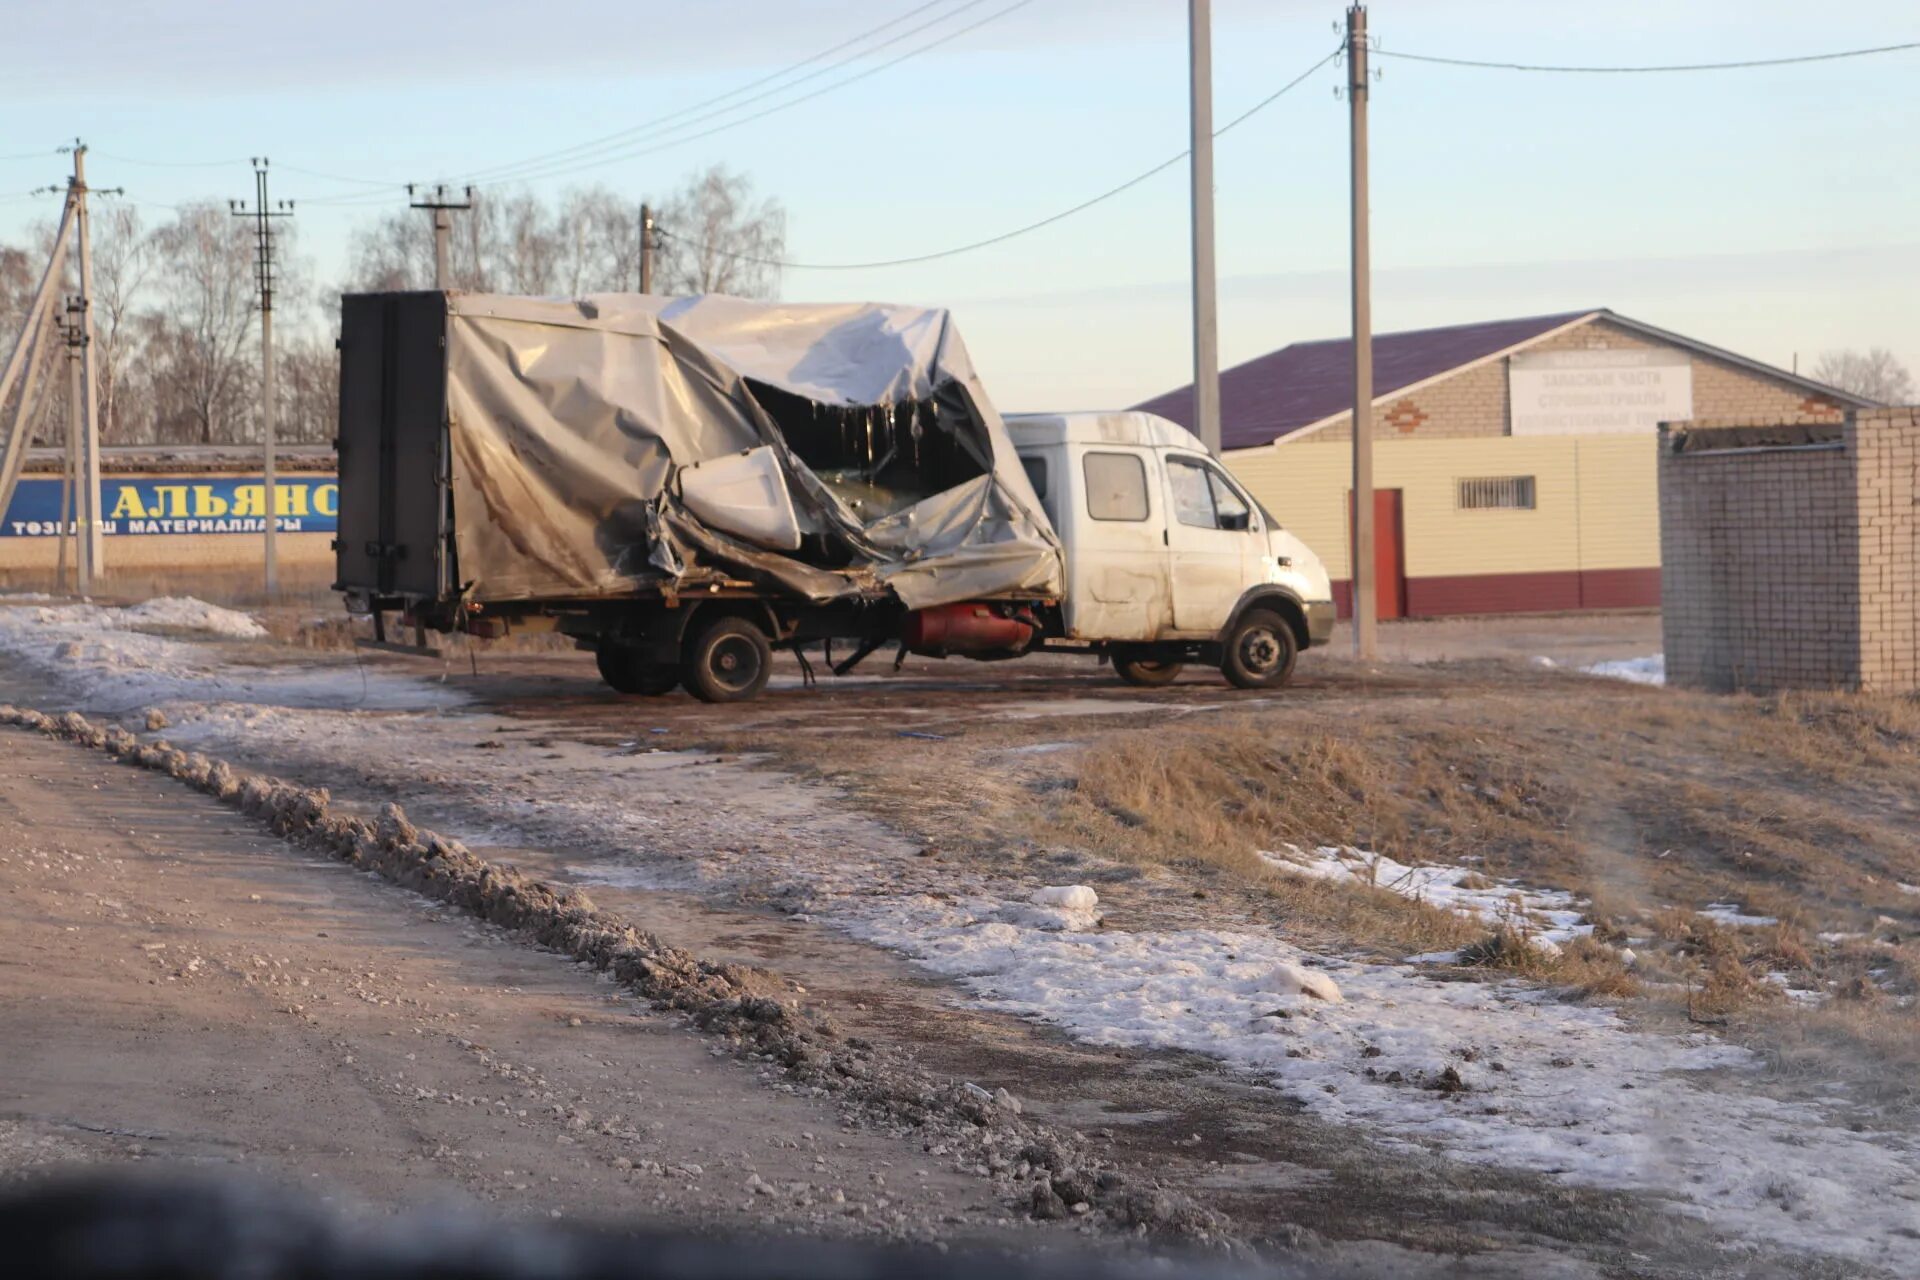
top-left (1457, 476), bottom-right (1536, 510)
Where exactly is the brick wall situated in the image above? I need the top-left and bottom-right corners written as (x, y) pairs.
top-left (1310, 316), bottom-right (1847, 443)
top-left (1854, 408), bottom-right (1920, 690)
top-left (1657, 408), bottom-right (1920, 693)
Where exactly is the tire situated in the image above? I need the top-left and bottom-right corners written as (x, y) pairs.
top-left (1111, 646), bottom-right (1184, 688)
top-left (682, 615), bottom-right (772, 704)
top-left (1219, 608), bottom-right (1299, 690)
top-left (595, 642), bottom-right (681, 696)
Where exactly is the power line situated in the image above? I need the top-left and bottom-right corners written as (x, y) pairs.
top-left (305, 0), bottom-right (1021, 202)
top-left (90, 149), bottom-right (246, 168)
top-left (656, 45), bottom-right (1341, 272)
top-left (1374, 39), bottom-right (1920, 74)
top-left (0, 149), bottom-right (55, 163)
top-left (450, 0), bottom-right (967, 187)
top-left (275, 162), bottom-right (404, 188)
top-left (461, 0), bottom-right (1039, 193)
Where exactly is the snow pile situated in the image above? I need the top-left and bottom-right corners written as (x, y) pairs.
top-left (1584, 654), bottom-right (1666, 685)
top-left (1004, 884), bottom-right (1102, 932)
top-left (0, 599), bottom-right (456, 712)
top-left (113, 596), bottom-right (267, 638)
top-left (1260, 844), bottom-right (1591, 951)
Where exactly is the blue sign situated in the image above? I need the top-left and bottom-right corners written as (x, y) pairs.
top-left (1, 475), bottom-right (339, 537)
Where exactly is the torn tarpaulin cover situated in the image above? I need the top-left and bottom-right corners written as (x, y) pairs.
top-left (440, 292), bottom-right (1064, 608)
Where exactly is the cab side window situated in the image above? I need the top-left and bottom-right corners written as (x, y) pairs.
top-left (1208, 469), bottom-right (1251, 531)
top-left (1083, 452), bottom-right (1149, 521)
top-left (1168, 457), bottom-right (1255, 532)
top-left (1168, 458), bottom-right (1216, 529)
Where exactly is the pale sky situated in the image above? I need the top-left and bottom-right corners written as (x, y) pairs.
top-left (1, 0), bottom-right (1914, 409)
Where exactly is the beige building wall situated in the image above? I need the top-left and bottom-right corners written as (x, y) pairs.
top-left (1227, 434), bottom-right (1659, 609)
top-left (1304, 315), bottom-right (1847, 444)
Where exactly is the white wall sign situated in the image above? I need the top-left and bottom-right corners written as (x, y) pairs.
top-left (1509, 348), bottom-right (1693, 436)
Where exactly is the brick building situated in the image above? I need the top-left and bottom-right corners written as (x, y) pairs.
top-left (1659, 408), bottom-right (1920, 693)
top-left (1137, 309), bottom-right (1875, 617)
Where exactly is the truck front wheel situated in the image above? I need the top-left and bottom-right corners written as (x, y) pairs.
top-left (1111, 646), bottom-right (1184, 688)
top-left (595, 642), bottom-right (681, 696)
top-left (683, 615), bottom-right (772, 703)
top-left (1220, 608), bottom-right (1298, 690)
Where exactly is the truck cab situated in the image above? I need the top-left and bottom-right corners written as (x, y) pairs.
top-left (1006, 411), bottom-right (1334, 688)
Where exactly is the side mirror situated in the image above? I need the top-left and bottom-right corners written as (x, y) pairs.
top-left (1220, 511), bottom-right (1250, 533)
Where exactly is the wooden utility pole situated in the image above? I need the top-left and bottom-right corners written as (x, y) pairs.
top-left (638, 202), bottom-right (655, 294)
top-left (1347, 5), bottom-right (1376, 661)
top-left (1188, 0), bottom-right (1221, 456)
top-left (410, 184), bottom-right (473, 290)
top-left (231, 158), bottom-right (293, 599)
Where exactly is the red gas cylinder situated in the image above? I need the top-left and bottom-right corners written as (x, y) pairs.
top-left (902, 603), bottom-right (1037, 657)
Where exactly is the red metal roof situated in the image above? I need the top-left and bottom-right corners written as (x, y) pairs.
top-left (1134, 310), bottom-right (1597, 450)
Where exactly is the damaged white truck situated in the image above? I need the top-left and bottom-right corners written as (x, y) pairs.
top-left (333, 292), bottom-right (1334, 702)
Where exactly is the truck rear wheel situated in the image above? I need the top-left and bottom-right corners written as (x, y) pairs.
top-left (683, 615), bottom-right (772, 704)
top-left (1111, 646), bottom-right (1184, 688)
top-left (595, 642), bottom-right (681, 696)
top-left (1220, 608), bottom-right (1298, 690)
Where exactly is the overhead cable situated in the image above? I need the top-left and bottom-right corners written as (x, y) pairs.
top-left (451, 0), bottom-right (973, 186)
top-left (467, 0), bottom-right (1040, 191)
top-left (655, 46), bottom-right (1342, 271)
top-left (1374, 39), bottom-right (1920, 74)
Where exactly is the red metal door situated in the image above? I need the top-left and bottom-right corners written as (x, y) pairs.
top-left (1346, 489), bottom-right (1407, 620)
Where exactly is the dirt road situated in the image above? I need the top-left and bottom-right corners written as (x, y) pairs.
top-left (0, 728), bottom-right (1021, 1242)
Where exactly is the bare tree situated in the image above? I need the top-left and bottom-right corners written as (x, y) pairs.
top-left (1811, 348), bottom-right (1914, 406)
top-left (146, 202), bottom-right (260, 444)
top-left (90, 203), bottom-right (158, 442)
top-left (279, 334), bottom-right (339, 445)
top-left (652, 165), bottom-right (786, 299)
top-left (557, 186), bottom-right (642, 295)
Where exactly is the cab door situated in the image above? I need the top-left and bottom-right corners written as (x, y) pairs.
top-left (1163, 452), bottom-right (1261, 634)
top-left (1061, 446), bottom-right (1171, 640)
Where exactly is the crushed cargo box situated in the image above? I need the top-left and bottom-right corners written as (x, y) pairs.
top-left (336, 291), bottom-right (1062, 609)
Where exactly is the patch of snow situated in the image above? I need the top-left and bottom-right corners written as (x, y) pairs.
top-left (1897, 883), bottom-right (1920, 897)
top-left (1583, 654), bottom-right (1666, 685)
top-left (1528, 655), bottom-right (1557, 669)
top-left (1260, 844), bottom-right (1591, 948)
top-left (1701, 903), bottom-right (1779, 929)
top-left (1763, 972), bottom-right (1827, 1006)
top-left (0, 599), bottom-right (459, 712)
top-left (847, 894), bottom-right (1916, 1269)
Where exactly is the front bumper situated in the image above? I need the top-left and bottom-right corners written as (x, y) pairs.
top-left (1304, 600), bottom-right (1336, 648)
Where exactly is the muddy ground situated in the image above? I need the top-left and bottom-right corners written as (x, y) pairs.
top-left (0, 609), bottom-right (1904, 1277)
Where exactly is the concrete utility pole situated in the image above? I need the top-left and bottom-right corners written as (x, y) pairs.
top-left (1347, 5), bottom-right (1377, 661)
top-left (409, 184), bottom-right (473, 290)
top-left (1188, 0), bottom-right (1221, 456)
top-left (57, 300), bottom-right (84, 594)
top-left (638, 202), bottom-right (655, 294)
top-left (231, 158), bottom-right (293, 599)
top-left (71, 144), bottom-right (108, 586)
